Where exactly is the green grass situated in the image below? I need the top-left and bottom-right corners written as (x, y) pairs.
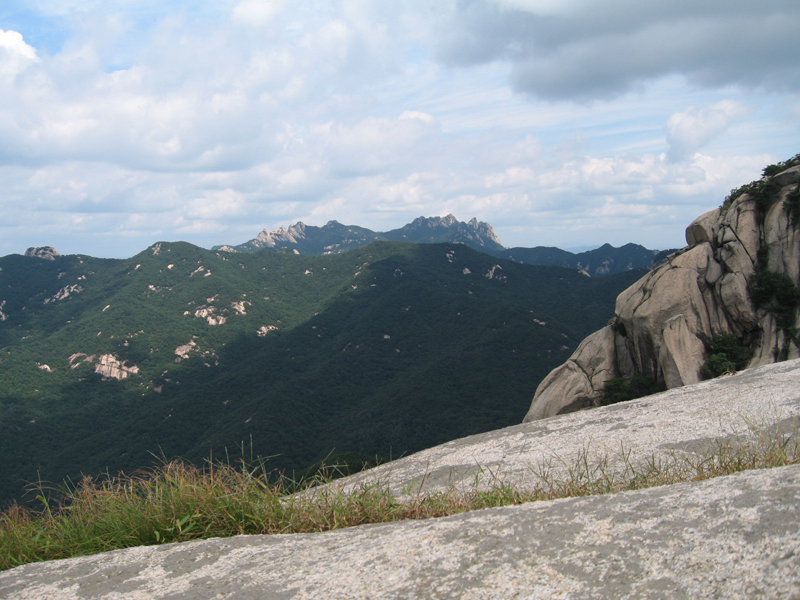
top-left (2, 418), bottom-right (798, 572)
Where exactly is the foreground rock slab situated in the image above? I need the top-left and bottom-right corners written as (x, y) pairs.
top-left (2, 464), bottom-right (799, 600)
top-left (338, 358), bottom-right (800, 496)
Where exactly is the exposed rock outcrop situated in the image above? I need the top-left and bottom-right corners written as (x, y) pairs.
top-left (94, 354), bottom-right (139, 380)
top-left (24, 246), bottom-right (60, 260)
top-left (255, 221), bottom-right (309, 248)
top-left (44, 284), bottom-right (83, 304)
top-left (386, 214), bottom-right (503, 250)
top-left (340, 358), bottom-right (800, 497)
top-left (525, 165), bottom-right (800, 421)
top-left (174, 341), bottom-right (197, 361)
top-left (193, 307), bottom-right (226, 326)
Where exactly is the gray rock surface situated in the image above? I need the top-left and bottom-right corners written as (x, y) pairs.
top-left (24, 246), bottom-right (60, 260)
top-left (2, 359), bottom-right (800, 599)
top-left (522, 325), bottom-right (615, 418)
top-left (2, 465), bottom-right (800, 600)
top-left (525, 167), bottom-right (800, 421)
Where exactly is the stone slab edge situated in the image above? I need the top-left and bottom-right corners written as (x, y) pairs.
top-left (2, 463), bottom-right (799, 599)
top-left (334, 358), bottom-right (800, 496)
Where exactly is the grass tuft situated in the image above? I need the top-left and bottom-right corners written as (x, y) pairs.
top-left (2, 419), bottom-right (799, 572)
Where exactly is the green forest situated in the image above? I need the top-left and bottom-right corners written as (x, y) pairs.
top-left (0, 241), bottom-right (644, 506)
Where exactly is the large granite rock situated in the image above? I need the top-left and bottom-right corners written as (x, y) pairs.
top-left (525, 166), bottom-right (800, 420)
top-left (24, 246), bottom-right (60, 260)
top-left (2, 359), bottom-right (800, 599)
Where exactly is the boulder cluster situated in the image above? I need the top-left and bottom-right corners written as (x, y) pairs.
top-left (525, 165), bottom-right (800, 421)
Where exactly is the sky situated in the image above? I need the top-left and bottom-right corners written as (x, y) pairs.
top-left (1, 0), bottom-right (798, 258)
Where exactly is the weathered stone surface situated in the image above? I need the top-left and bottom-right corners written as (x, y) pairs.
top-left (774, 164), bottom-right (800, 187)
top-left (685, 207), bottom-right (719, 245)
top-left (24, 246), bottom-right (60, 260)
top-left (94, 354), bottom-right (139, 380)
top-left (526, 171), bottom-right (800, 421)
top-left (2, 465), bottom-right (799, 600)
top-left (2, 359), bottom-right (800, 600)
top-left (43, 285), bottom-right (84, 304)
top-left (658, 314), bottom-right (705, 387)
top-left (765, 186), bottom-right (800, 277)
top-left (525, 325), bottom-right (615, 419)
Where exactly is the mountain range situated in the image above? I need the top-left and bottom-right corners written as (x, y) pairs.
top-left (215, 214), bottom-right (672, 277)
top-left (0, 239), bottom-right (645, 506)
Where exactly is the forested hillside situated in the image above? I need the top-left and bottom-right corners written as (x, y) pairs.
top-left (0, 241), bottom-right (644, 506)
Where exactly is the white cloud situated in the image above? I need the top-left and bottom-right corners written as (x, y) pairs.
top-left (399, 111), bottom-right (435, 124)
top-left (0, 30), bottom-right (38, 61)
top-left (665, 100), bottom-right (751, 162)
top-left (0, 29), bottom-right (39, 80)
top-left (232, 0), bottom-right (288, 27)
top-left (0, 1), bottom-right (795, 258)
top-left (309, 113), bottom-right (440, 177)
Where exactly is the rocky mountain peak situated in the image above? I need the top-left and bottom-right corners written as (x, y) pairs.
top-left (396, 214), bottom-right (503, 248)
top-left (407, 214), bottom-right (458, 229)
top-left (468, 217), bottom-right (502, 245)
top-left (254, 222), bottom-right (308, 248)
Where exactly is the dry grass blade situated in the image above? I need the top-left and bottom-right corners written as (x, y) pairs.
top-left (1, 418), bottom-right (798, 572)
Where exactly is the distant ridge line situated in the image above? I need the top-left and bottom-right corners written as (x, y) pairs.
top-left (214, 215), bottom-right (673, 277)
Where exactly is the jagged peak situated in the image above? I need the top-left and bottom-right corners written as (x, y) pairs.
top-left (407, 214), bottom-right (460, 228)
top-left (254, 221), bottom-right (308, 247)
top-left (466, 217), bottom-right (501, 245)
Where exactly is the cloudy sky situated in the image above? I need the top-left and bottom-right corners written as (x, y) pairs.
top-left (1, 0), bottom-right (798, 258)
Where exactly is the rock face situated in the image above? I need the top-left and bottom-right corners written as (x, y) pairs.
top-left (254, 221), bottom-right (310, 248)
top-left (2, 359), bottom-right (800, 599)
top-left (525, 165), bottom-right (800, 421)
top-left (24, 246), bottom-right (60, 260)
top-left (94, 354), bottom-right (139, 380)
